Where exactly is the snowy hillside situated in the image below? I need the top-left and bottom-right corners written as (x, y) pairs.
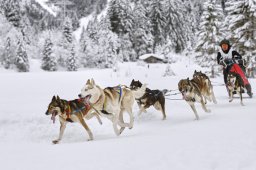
top-left (0, 60), bottom-right (255, 170)
top-left (35, 0), bottom-right (57, 16)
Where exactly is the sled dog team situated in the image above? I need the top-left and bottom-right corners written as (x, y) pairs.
top-left (45, 70), bottom-right (246, 144)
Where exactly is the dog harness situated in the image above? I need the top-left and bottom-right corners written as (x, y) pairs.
top-left (65, 99), bottom-right (91, 122)
top-left (117, 86), bottom-right (122, 102)
top-left (105, 85), bottom-right (123, 102)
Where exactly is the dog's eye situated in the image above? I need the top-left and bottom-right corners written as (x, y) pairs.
top-left (49, 106), bottom-right (55, 110)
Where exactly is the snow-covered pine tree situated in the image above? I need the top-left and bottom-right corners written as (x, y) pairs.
top-left (107, 0), bottom-right (120, 34)
top-left (41, 38), bottom-right (57, 71)
top-left (15, 39), bottom-right (29, 72)
top-left (67, 46), bottom-right (78, 71)
top-left (131, 1), bottom-right (153, 58)
top-left (2, 0), bottom-right (21, 28)
top-left (149, 0), bottom-right (167, 53)
top-left (79, 26), bottom-right (87, 52)
top-left (188, 0), bottom-right (204, 31)
top-left (119, 33), bottom-right (136, 62)
top-left (0, 1), bottom-right (4, 15)
top-left (2, 37), bottom-right (12, 69)
top-left (0, 13), bottom-right (22, 69)
top-left (194, 0), bottom-right (225, 67)
top-left (97, 16), bottom-right (120, 68)
top-left (86, 16), bottom-right (99, 43)
top-left (96, 0), bottom-right (108, 14)
top-left (163, 64), bottom-right (175, 77)
top-left (58, 17), bottom-right (74, 68)
top-left (62, 17), bottom-right (73, 47)
top-left (182, 0), bottom-right (201, 54)
top-left (226, 0), bottom-right (256, 60)
top-left (79, 25), bottom-right (96, 67)
top-left (164, 0), bottom-right (191, 53)
top-left (108, 0), bottom-right (133, 36)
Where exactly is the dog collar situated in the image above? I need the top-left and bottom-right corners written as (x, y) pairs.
top-left (91, 94), bottom-right (103, 106)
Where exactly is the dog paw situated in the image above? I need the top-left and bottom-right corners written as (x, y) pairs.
top-left (229, 99), bottom-right (233, 102)
top-left (87, 137), bottom-right (94, 141)
top-left (52, 140), bottom-right (59, 144)
top-left (115, 131), bottom-right (121, 136)
top-left (120, 127), bottom-right (125, 134)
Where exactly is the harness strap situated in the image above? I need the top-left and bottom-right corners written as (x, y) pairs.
top-left (110, 85), bottom-right (123, 102)
top-left (65, 103), bottom-right (72, 119)
top-left (117, 85), bottom-right (122, 102)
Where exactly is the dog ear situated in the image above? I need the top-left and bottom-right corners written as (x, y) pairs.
top-left (56, 95), bottom-right (60, 101)
top-left (91, 78), bottom-right (95, 86)
top-left (187, 78), bottom-right (191, 84)
top-left (52, 96), bottom-right (56, 101)
top-left (138, 80), bottom-right (142, 87)
top-left (194, 70), bottom-right (196, 73)
top-left (132, 79), bottom-right (134, 82)
top-left (86, 79), bottom-right (90, 85)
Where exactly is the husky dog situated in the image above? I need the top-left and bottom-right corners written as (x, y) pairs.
top-left (227, 72), bottom-right (245, 106)
top-left (178, 78), bottom-right (211, 120)
top-left (130, 79), bottom-right (167, 120)
top-left (78, 79), bottom-right (135, 136)
top-left (45, 96), bottom-right (102, 144)
top-left (193, 70), bottom-right (217, 104)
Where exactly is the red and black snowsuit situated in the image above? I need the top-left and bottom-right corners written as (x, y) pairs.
top-left (217, 39), bottom-right (252, 97)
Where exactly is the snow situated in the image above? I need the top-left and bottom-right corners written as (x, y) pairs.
top-left (73, 15), bottom-right (93, 41)
top-left (74, 0), bottom-right (110, 41)
top-left (0, 58), bottom-right (256, 170)
top-left (35, 0), bottom-right (57, 17)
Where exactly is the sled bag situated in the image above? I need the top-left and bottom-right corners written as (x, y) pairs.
top-left (229, 63), bottom-right (249, 86)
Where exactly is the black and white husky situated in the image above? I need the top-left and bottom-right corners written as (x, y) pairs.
top-left (130, 79), bottom-right (167, 120)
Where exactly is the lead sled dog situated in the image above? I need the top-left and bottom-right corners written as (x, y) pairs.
top-left (45, 96), bottom-right (102, 144)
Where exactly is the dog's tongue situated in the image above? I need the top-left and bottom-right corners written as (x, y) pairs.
top-left (84, 95), bottom-right (91, 103)
top-left (51, 114), bottom-right (56, 124)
